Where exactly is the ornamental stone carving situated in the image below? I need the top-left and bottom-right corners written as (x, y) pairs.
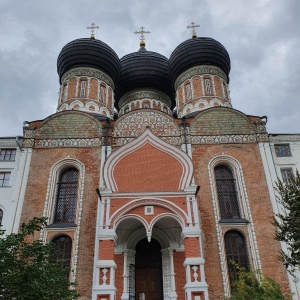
top-left (113, 110), bottom-right (181, 139)
top-left (175, 65), bottom-right (227, 89)
top-left (119, 89), bottom-right (172, 109)
top-left (29, 138), bottom-right (102, 148)
top-left (61, 67), bottom-right (115, 89)
top-left (190, 134), bottom-right (268, 144)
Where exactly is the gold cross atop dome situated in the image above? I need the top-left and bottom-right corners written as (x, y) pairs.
top-left (134, 26), bottom-right (151, 47)
top-left (87, 23), bottom-right (100, 39)
top-left (187, 22), bottom-right (200, 38)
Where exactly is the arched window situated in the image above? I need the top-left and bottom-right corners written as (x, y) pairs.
top-left (51, 235), bottom-right (72, 270)
top-left (224, 230), bottom-right (249, 281)
top-left (223, 82), bottom-right (228, 99)
top-left (143, 101), bottom-right (150, 108)
top-left (53, 168), bottom-right (78, 224)
top-left (99, 84), bottom-right (106, 102)
top-left (0, 209), bottom-right (3, 225)
top-left (204, 78), bottom-right (212, 95)
top-left (185, 83), bottom-right (192, 100)
top-left (63, 83), bottom-right (68, 101)
top-left (79, 80), bottom-right (86, 97)
top-left (215, 164), bottom-right (241, 219)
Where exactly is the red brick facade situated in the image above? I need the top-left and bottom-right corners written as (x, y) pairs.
top-left (19, 35), bottom-right (290, 300)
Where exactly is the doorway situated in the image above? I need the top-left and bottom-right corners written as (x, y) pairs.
top-left (135, 238), bottom-right (164, 300)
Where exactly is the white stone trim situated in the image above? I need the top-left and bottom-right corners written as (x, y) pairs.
top-left (208, 154), bottom-right (262, 297)
top-left (69, 100), bottom-right (84, 109)
top-left (111, 197), bottom-right (187, 229)
top-left (86, 101), bottom-right (100, 111)
top-left (103, 130), bottom-right (193, 192)
top-left (174, 65), bottom-right (227, 89)
top-left (41, 157), bottom-right (85, 282)
top-left (61, 67), bottom-right (115, 90)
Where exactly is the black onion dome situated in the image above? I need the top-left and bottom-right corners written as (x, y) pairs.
top-left (57, 38), bottom-right (121, 85)
top-left (115, 47), bottom-right (174, 109)
top-left (169, 37), bottom-right (231, 84)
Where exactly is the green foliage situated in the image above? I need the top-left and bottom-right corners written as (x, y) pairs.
top-left (227, 265), bottom-right (292, 300)
top-left (0, 217), bottom-right (79, 300)
top-left (274, 170), bottom-right (300, 273)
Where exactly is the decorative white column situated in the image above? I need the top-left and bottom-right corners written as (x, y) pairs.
top-left (169, 248), bottom-right (178, 300)
top-left (75, 77), bottom-right (80, 97)
top-left (211, 75), bottom-right (216, 96)
top-left (121, 250), bottom-right (129, 300)
top-left (87, 78), bottom-right (91, 98)
top-left (161, 248), bottom-right (171, 299)
top-left (183, 257), bottom-right (209, 300)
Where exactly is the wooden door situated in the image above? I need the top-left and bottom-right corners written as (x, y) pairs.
top-left (135, 238), bottom-right (163, 300)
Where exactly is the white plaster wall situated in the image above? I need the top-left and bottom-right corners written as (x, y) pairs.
top-left (259, 134), bottom-right (300, 300)
top-left (0, 137), bottom-right (32, 235)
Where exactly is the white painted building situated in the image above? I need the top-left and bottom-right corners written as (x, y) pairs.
top-left (259, 133), bottom-right (300, 299)
top-left (0, 137), bottom-right (32, 234)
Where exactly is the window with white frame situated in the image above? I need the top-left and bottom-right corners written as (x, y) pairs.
top-left (53, 168), bottom-right (78, 224)
top-left (0, 149), bottom-right (16, 161)
top-left (274, 144), bottom-right (292, 157)
top-left (51, 235), bottom-right (72, 274)
top-left (63, 83), bottom-right (68, 101)
top-left (215, 164), bottom-right (241, 220)
top-left (209, 156), bottom-right (260, 296)
top-left (185, 83), bottom-right (192, 100)
top-left (223, 82), bottom-right (228, 99)
top-left (204, 78), bottom-right (212, 95)
top-left (99, 85), bottom-right (106, 102)
top-left (0, 172), bottom-right (10, 187)
top-left (79, 81), bottom-right (86, 98)
top-left (281, 168), bottom-right (293, 184)
top-left (224, 230), bottom-right (249, 283)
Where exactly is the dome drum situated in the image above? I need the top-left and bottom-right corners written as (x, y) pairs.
top-left (118, 88), bottom-right (173, 116)
top-left (60, 67), bottom-right (115, 90)
top-left (174, 65), bottom-right (228, 91)
top-left (58, 66), bottom-right (115, 118)
top-left (175, 65), bottom-right (231, 118)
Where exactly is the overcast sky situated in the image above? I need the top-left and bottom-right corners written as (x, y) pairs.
top-left (0, 0), bottom-right (299, 137)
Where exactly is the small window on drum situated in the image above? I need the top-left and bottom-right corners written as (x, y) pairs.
top-left (99, 84), bottom-right (106, 102)
top-left (223, 82), bottom-right (228, 99)
top-left (185, 83), bottom-right (192, 100)
top-left (63, 83), bottom-right (68, 101)
top-left (79, 81), bottom-right (86, 98)
top-left (204, 78), bottom-right (212, 95)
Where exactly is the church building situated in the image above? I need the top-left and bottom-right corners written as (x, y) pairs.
top-left (18, 24), bottom-right (290, 300)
